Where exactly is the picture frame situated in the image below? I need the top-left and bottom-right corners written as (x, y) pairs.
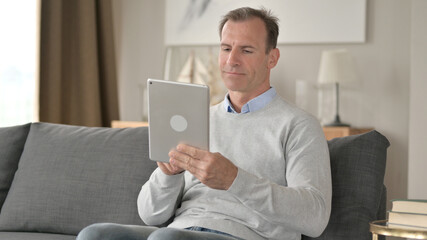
top-left (165, 0), bottom-right (367, 45)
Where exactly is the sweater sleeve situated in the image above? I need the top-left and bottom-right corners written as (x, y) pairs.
top-left (137, 168), bottom-right (185, 226)
top-left (227, 117), bottom-right (332, 237)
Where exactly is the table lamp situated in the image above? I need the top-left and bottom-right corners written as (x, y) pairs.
top-left (318, 49), bottom-right (357, 127)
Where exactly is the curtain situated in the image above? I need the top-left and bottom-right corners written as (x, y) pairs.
top-left (39, 0), bottom-right (119, 127)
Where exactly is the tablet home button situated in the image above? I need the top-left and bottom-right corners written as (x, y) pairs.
top-left (170, 115), bottom-right (188, 132)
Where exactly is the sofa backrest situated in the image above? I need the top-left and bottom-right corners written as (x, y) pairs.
top-left (0, 123), bottom-right (31, 210)
top-left (303, 130), bottom-right (389, 240)
top-left (0, 123), bottom-right (390, 239)
top-left (0, 122), bottom-right (158, 235)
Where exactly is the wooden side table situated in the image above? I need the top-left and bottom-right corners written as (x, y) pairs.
top-left (322, 126), bottom-right (373, 140)
top-left (111, 120), bottom-right (148, 128)
top-left (111, 121), bottom-right (373, 141)
top-left (370, 220), bottom-right (427, 239)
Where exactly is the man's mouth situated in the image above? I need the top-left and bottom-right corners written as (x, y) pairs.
top-left (223, 71), bottom-right (245, 76)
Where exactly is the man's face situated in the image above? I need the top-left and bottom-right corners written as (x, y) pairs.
top-left (219, 18), bottom-right (278, 99)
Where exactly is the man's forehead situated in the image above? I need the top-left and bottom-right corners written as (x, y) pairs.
top-left (222, 18), bottom-right (266, 31)
top-left (220, 19), bottom-right (267, 48)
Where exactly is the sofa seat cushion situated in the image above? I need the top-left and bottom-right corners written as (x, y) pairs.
top-left (0, 123), bottom-right (157, 235)
top-left (0, 123), bottom-right (31, 209)
top-left (0, 232), bottom-right (76, 240)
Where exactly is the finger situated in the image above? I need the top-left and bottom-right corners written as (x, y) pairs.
top-left (157, 161), bottom-right (183, 175)
top-left (176, 144), bottom-right (205, 159)
top-left (168, 158), bottom-right (185, 173)
top-left (157, 162), bottom-right (173, 174)
top-left (169, 150), bottom-right (202, 173)
top-left (169, 150), bottom-right (192, 168)
top-left (165, 161), bottom-right (179, 172)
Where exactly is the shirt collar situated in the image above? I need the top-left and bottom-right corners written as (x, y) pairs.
top-left (223, 87), bottom-right (277, 114)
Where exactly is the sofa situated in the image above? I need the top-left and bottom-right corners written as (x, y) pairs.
top-left (0, 122), bottom-right (389, 240)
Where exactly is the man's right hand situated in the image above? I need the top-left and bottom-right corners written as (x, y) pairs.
top-left (157, 161), bottom-right (184, 175)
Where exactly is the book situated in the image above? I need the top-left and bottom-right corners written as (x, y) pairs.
top-left (388, 211), bottom-right (427, 228)
top-left (388, 222), bottom-right (427, 231)
top-left (391, 199), bottom-right (427, 214)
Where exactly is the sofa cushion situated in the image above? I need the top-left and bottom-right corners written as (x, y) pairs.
top-left (0, 122), bottom-right (158, 235)
top-left (0, 123), bottom-right (31, 210)
top-left (0, 232), bottom-right (76, 240)
top-left (303, 130), bottom-right (389, 240)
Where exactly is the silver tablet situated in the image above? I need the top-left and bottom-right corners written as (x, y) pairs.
top-left (147, 79), bottom-right (210, 162)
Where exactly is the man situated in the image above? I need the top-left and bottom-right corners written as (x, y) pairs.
top-left (77, 7), bottom-right (331, 240)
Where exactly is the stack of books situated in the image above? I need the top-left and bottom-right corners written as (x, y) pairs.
top-left (388, 199), bottom-right (427, 230)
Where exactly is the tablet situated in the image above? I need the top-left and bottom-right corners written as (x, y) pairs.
top-left (147, 79), bottom-right (210, 162)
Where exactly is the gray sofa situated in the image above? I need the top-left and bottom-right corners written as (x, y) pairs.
top-left (0, 122), bottom-right (389, 240)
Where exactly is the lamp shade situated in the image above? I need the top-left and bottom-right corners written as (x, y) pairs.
top-left (318, 49), bottom-right (358, 84)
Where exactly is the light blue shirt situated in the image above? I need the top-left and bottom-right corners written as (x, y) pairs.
top-left (223, 87), bottom-right (277, 114)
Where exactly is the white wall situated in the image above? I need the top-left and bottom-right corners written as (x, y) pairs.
top-left (408, 0), bottom-right (427, 199)
top-left (271, 0), bottom-right (411, 206)
top-left (112, 0), bottom-right (166, 121)
top-left (113, 0), bottom-right (427, 205)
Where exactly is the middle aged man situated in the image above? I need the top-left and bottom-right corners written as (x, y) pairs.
top-left (77, 7), bottom-right (331, 240)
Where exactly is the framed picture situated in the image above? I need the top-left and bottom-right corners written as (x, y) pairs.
top-left (165, 0), bottom-right (366, 45)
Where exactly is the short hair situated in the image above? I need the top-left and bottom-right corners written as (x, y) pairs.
top-left (218, 7), bottom-right (279, 53)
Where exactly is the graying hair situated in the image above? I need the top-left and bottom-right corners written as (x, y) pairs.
top-left (218, 7), bottom-right (279, 53)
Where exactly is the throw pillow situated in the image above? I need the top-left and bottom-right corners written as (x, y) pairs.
top-left (303, 130), bottom-right (389, 240)
top-left (0, 122), bottom-right (158, 235)
top-left (0, 123), bottom-right (31, 210)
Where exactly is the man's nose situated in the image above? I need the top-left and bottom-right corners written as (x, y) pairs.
top-left (226, 50), bottom-right (240, 66)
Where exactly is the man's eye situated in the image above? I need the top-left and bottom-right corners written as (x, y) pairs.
top-left (243, 50), bottom-right (253, 54)
top-left (222, 48), bottom-right (231, 52)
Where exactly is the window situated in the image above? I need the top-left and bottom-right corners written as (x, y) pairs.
top-left (0, 1), bottom-right (39, 127)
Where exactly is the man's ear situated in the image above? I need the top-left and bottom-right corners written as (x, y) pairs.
top-left (267, 48), bottom-right (280, 69)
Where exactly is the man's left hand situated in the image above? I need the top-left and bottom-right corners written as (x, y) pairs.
top-left (168, 144), bottom-right (238, 190)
